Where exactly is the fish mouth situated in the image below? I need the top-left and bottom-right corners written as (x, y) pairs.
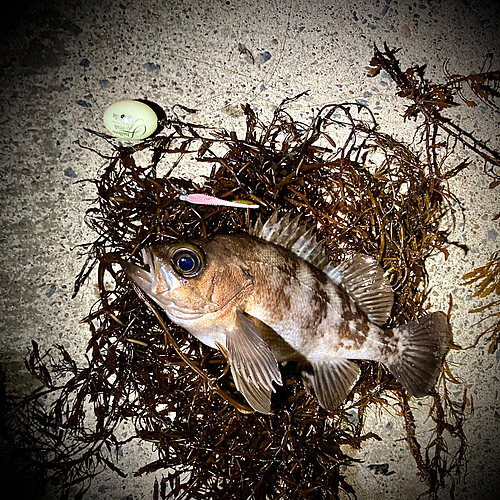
top-left (123, 247), bottom-right (172, 294)
top-left (121, 260), bottom-right (155, 293)
top-left (122, 250), bottom-right (207, 320)
top-left (141, 247), bottom-right (169, 294)
top-left (122, 247), bottom-right (169, 295)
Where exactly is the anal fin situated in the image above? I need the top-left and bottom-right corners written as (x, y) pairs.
top-left (301, 358), bottom-right (360, 410)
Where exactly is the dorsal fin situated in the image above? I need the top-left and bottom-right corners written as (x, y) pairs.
top-left (250, 212), bottom-right (329, 269)
top-left (251, 212), bottom-right (394, 326)
top-left (323, 255), bottom-right (394, 326)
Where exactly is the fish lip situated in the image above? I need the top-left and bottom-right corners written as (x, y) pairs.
top-left (141, 247), bottom-right (153, 270)
top-left (122, 260), bottom-right (153, 287)
top-left (141, 247), bottom-right (174, 294)
top-left (164, 305), bottom-right (207, 321)
top-left (141, 247), bottom-right (160, 291)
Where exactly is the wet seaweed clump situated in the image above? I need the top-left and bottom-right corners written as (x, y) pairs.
top-left (4, 44), bottom-right (500, 500)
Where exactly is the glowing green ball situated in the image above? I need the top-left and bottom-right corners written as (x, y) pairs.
top-left (103, 100), bottom-right (158, 140)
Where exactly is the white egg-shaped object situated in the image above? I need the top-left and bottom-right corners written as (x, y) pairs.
top-left (103, 100), bottom-right (158, 140)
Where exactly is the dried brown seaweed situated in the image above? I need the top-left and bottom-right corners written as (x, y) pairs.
top-left (370, 41), bottom-right (500, 379)
top-left (6, 45), bottom-right (500, 499)
top-left (369, 43), bottom-right (500, 176)
top-left (463, 251), bottom-right (500, 354)
top-left (367, 43), bottom-right (500, 499)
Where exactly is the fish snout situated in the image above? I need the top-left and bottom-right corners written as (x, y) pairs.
top-left (139, 247), bottom-right (170, 294)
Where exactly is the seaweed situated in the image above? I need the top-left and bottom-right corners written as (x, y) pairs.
top-left (369, 43), bottom-right (500, 175)
top-left (463, 251), bottom-right (500, 354)
top-left (369, 42), bottom-right (500, 368)
top-left (6, 44), bottom-right (500, 499)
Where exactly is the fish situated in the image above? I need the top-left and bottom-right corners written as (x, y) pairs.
top-left (123, 212), bottom-right (450, 414)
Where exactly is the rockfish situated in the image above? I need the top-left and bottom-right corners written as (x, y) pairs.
top-left (124, 212), bottom-right (450, 413)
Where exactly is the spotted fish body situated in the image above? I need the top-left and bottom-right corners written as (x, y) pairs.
top-left (124, 212), bottom-right (450, 413)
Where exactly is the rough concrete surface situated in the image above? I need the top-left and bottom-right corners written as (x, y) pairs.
top-left (1, 0), bottom-right (499, 499)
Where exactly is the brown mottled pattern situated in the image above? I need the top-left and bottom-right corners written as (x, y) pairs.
top-left (205, 233), bottom-right (396, 363)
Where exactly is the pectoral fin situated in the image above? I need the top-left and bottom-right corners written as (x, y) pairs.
top-left (225, 310), bottom-right (283, 414)
top-left (301, 358), bottom-right (360, 410)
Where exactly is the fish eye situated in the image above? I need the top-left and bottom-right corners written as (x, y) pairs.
top-left (169, 244), bottom-right (205, 277)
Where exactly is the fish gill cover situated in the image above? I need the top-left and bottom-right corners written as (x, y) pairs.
top-left (2, 44), bottom-right (500, 499)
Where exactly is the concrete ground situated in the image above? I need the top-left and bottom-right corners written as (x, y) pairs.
top-left (1, 0), bottom-right (499, 498)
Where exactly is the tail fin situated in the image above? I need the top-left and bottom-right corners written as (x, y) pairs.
top-left (387, 312), bottom-right (450, 398)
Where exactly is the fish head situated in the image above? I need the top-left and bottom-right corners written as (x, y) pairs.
top-left (123, 237), bottom-right (254, 325)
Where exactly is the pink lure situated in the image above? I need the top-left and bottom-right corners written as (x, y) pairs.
top-left (180, 193), bottom-right (259, 208)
